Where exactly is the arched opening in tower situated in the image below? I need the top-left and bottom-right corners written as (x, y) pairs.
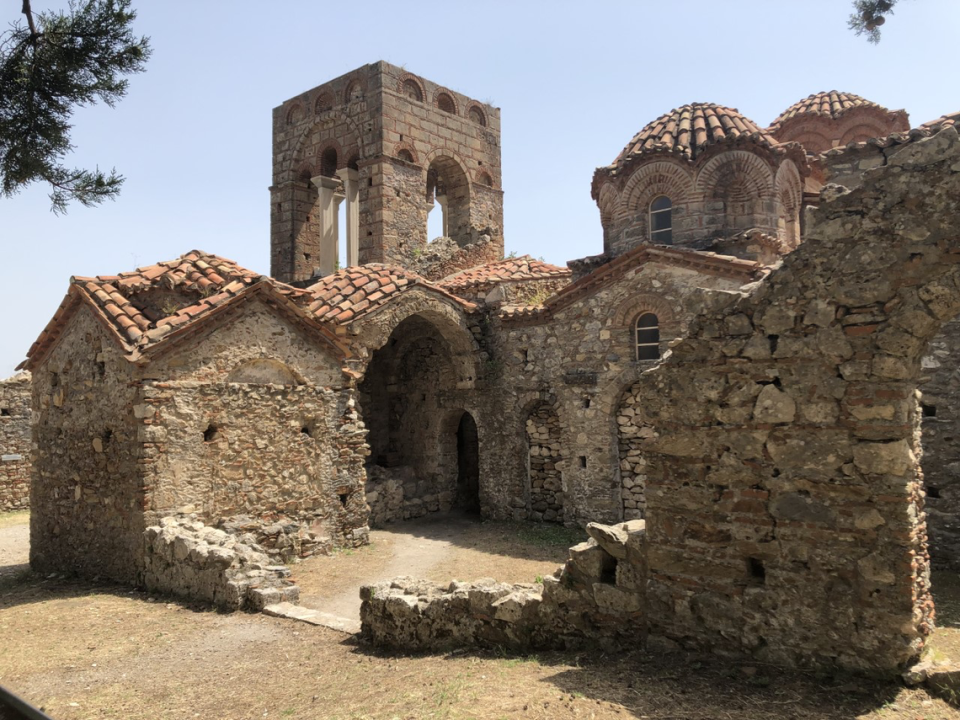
top-left (426, 156), bottom-right (472, 248)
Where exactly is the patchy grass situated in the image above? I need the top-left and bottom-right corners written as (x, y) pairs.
top-left (0, 520), bottom-right (958, 719)
top-left (0, 510), bottom-right (29, 530)
top-left (514, 521), bottom-right (586, 549)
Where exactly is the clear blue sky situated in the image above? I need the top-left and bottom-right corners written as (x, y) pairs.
top-left (2, 0), bottom-right (957, 377)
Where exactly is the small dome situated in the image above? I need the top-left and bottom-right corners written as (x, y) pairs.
top-left (610, 103), bottom-right (777, 167)
top-left (770, 91), bottom-right (887, 128)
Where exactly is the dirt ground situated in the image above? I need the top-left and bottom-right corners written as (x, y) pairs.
top-left (1, 511), bottom-right (959, 720)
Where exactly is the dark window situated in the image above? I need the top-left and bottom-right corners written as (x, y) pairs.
top-left (650, 195), bottom-right (672, 245)
top-left (636, 313), bottom-right (660, 361)
top-left (437, 93), bottom-right (456, 114)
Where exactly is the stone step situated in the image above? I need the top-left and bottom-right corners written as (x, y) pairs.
top-left (262, 602), bottom-right (361, 634)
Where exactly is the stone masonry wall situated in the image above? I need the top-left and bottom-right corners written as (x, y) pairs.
top-left (628, 127), bottom-right (960, 674)
top-left (482, 263), bottom-right (749, 525)
top-left (143, 515), bottom-right (299, 610)
top-left (918, 318), bottom-right (960, 568)
top-left (30, 307), bottom-right (143, 584)
top-left (361, 520), bottom-right (647, 652)
top-left (526, 403), bottom-right (564, 522)
top-left (0, 373), bottom-right (31, 511)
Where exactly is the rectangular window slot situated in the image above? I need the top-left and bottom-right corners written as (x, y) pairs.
top-left (579, 456), bottom-right (587, 469)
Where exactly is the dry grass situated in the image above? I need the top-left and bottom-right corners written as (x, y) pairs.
top-left (1, 518), bottom-right (958, 719)
top-left (0, 509), bottom-right (29, 529)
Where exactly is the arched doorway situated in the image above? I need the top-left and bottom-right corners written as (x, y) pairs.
top-left (357, 311), bottom-right (479, 526)
top-left (456, 412), bottom-right (480, 514)
top-left (426, 156), bottom-right (471, 247)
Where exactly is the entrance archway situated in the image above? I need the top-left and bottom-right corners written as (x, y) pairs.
top-left (456, 412), bottom-right (480, 514)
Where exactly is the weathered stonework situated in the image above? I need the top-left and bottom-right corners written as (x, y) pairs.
top-left (0, 373), bottom-right (31, 512)
top-left (360, 519), bottom-right (647, 651)
top-left (143, 515), bottom-right (300, 611)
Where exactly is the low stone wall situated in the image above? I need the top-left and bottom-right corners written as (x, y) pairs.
top-left (143, 516), bottom-right (300, 611)
top-left (0, 373), bottom-right (31, 512)
top-left (360, 520), bottom-right (646, 651)
top-left (364, 465), bottom-right (454, 526)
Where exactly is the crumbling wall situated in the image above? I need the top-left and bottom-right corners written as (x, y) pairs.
top-left (30, 307), bottom-right (143, 584)
top-left (0, 373), bottom-right (31, 512)
top-left (918, 318), bottom-right (960, 568)
top-left (143, 515), bottom-right (299, 610)
top-left (361, 520), bottom-right (646, 651)
top-left (630, 127), bottom-right (960, 674)
top-left (410, 235), bottom-right (503, 282)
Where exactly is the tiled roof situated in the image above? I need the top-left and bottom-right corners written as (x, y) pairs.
top-left (610, 103), bottom-right (777, 166)
top-left (770, 92), bottom-right (886, 128)
top-left (920, 110), bottom-right (960, 130)
top-left (820, 122), bottom-right (956, 160)
top-left (437, 255), bottom-right (571, 292)
top-left (500, 245), bottom-right (764, 325)
top-left (20, 250), bottom-right (341, 371)
top-left (306, 264), bottom-right (476, 323)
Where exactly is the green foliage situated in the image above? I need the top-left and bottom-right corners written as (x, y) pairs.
top-left (848, 0), bottom-right (897, 43)
top-left (0, 0), bottom-right (151, 213)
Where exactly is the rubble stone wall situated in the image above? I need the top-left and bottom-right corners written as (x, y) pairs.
top-left (30, 307), bottom-right (144, 584)
top-left (0, 373), bottom-right (31, 511)
top-left (526, 403), bottom-right (564, 522)
top-left (143, 515), bottom-right (300, 610)
top-left (918, 318), bottom-right (960, 568)
top-left (629, 128), bottom-right (960, 674)
top-left (361, 520), bottom-right (647, 651)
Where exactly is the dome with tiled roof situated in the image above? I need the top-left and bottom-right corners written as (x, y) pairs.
top-left (608, 103), bottom-right (779, 168)
top-left (768, 91), bottom-right (909, 154)
top-left (770, 91), bottom-right (886, 128)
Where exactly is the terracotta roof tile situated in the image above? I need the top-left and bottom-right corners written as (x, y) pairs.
top-left (20, 250), bottom-right (322, 370)
top-left (609, 103), bottom-right (776, 167)
top-left (770, 91), bottom-right (887, 128)
top-left (306, 264), bottom-right (476, 323)
top-left (438, 255), bottom-right (571, 292)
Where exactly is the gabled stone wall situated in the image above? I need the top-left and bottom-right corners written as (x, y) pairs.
top-left (0, 373), bottom-right (31, 512)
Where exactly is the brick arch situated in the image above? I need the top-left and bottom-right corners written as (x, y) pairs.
top-left (695, 150), bottom-right (775, 201)
top-left (475, 168), bottom-right (494, 187)
top-left (619, 161), bottom-right (693, 223)
top-left (295, 161), bottom-right (315, 182)
top-left (839, 122), bottom-right (889, 146)
top-left (397, 72), bottom-right (426, 103)
top-left (314, 91), bottom-right (335, 114)
top-left (286, 102), bottom-right (305, 126)
top-left (394, 142), bottom-right (418, 164)
top-left (597, 182), bottom-right (621, 229)
top-left (316, 140), bottom-right (343, 176)
top-left (775, 160), bottom-right (803, 249)
top-left (288, 114), bottom-right (363, 182)
top-left (612, 293), bottom-right (676, 330)
top-left (466, 102), bottom-right (487, 127)
top-left (433, 88), bottom-right (459, 115)
top-left (343, 77), bottom-right (366, 104)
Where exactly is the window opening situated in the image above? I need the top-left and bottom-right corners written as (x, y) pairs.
top-left (649, 195), bottom-right (672, 245)
top-left (203, 424), bottom-right (220, 443)
top-left (0, 408), bottom-right (10, 417)
top-left (636, 313), bottom-right (661, 361)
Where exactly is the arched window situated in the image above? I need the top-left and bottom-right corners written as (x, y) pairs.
top-left (437, 93), bottom-right (456, 114)
top-left (636, 313), bottom-right (660, 361)
top-left (649, 196), bottom-right (672, 244)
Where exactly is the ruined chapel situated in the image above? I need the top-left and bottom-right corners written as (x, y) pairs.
top-left (8, 61), bottom-right (960, 674)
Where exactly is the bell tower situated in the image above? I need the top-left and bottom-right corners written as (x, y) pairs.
top-left (270, 61), bottom-right (504, 284)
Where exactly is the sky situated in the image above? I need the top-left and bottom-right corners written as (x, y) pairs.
top-left (1, 0), bottom-right (958, 377)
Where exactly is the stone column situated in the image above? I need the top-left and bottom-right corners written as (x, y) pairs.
top-left (436, 192), bottom-right (449, 238)
top-left (312, 175), bottom-right (343, 277)
top-left (337, 168), bottom-right (360, 267)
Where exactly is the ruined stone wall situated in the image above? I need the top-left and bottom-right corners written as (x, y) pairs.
top-left (142, 515), bottom-right (300, 610)
top-left (628, 128), bottom-right (960, 674)
top-left (483, 263), bottom-right (749, 525)
top-left (30, 307), bottom-right (143, 584)
top-left (361, 520), bottom-right (647, 652)
top-left (411, 236), bottom-right (504, 283)
top-left (0, 373), bottom-right (31, 511)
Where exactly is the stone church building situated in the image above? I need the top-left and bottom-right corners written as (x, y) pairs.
top-left (12, 61), bottom-right (960, 672)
